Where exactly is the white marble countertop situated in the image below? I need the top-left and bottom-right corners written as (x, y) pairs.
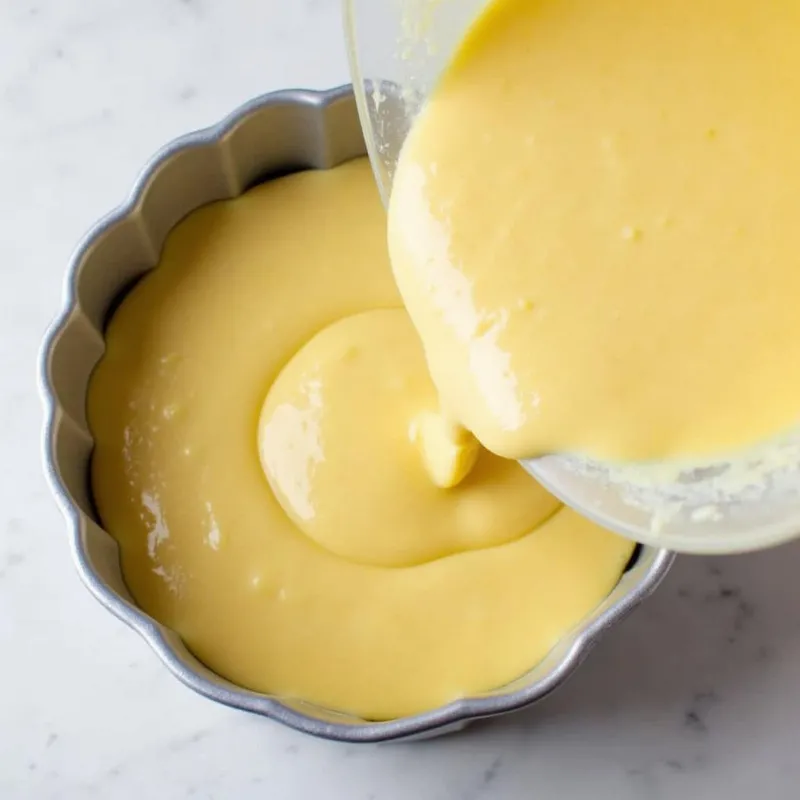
top-left (3, 1), bottom-right (800, 797)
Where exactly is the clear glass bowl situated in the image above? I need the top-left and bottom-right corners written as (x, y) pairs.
top-left (342, 0), bottom-right (800, 555)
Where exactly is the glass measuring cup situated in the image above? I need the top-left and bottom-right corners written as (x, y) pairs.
top-left (342, 0), bottom-right (800, 554)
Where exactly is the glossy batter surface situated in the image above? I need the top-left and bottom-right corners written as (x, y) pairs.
top-left (89, 159), bottom-right (633, 720)
top-left (389, 0), bottom-right (800, 463)
top-left (259, 308), bottom-right (560, 568)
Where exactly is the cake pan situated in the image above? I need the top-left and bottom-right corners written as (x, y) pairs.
top-left (39, 86), bottom-right (674, 743)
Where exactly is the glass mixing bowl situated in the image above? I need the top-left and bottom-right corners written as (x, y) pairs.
top-left (342, 0), bottom-right (800, 555)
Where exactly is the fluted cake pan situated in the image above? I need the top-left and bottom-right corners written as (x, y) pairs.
top-left (39, 86), bottom-right (674, 742)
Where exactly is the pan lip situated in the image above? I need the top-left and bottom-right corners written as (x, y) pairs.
top-left (38, 84), bottom-right (675, 743)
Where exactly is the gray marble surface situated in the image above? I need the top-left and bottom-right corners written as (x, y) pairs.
top-left (3, 1), bottom-right (800, 797)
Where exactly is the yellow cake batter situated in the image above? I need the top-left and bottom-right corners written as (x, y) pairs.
top-left (89, 158), bottom-right (633, 719)
top-left (389, 0), bottom-right (800, 463)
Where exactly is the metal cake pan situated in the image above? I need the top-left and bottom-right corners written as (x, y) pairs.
top-left (39, 86), bottom-right (675, 742)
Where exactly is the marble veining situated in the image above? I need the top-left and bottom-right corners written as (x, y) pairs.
top-left (4, 0), bottom-right (800, 798)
